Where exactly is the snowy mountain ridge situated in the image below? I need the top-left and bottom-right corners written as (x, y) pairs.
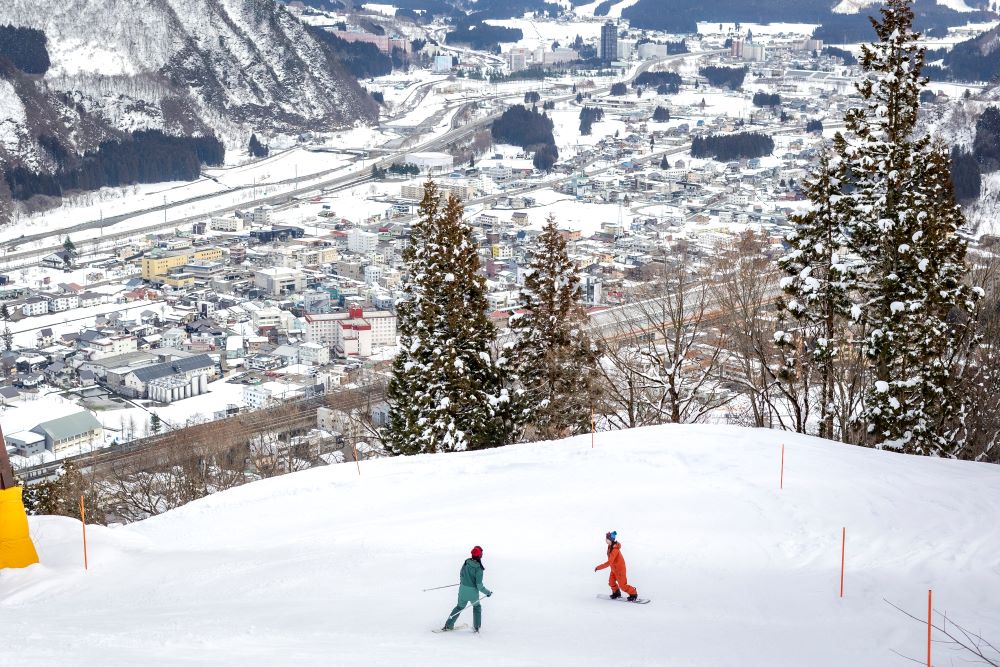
top-left (0, 0), bottom-right (377, 166)
top-left (3, 424), bottom-right (998, 665)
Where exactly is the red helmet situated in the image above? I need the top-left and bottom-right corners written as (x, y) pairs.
top-left (471, 546), bottom-right (483, 558)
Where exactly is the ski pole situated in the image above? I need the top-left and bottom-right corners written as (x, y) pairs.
top-left (446, 594), bottom-right (495, 624)
top-left (423, 583), bottom-right (460, 592)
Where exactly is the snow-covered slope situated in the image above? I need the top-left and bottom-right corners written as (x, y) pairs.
top-left (3, 424), bottom-right (999, 665)
top-left (834, 0), bottom-right (977, 12)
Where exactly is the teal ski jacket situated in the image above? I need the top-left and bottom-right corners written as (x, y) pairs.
top-left (457, 557), bottom-right (491, 603)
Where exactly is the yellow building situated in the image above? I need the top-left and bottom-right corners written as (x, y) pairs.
top-left (141, 248), bottom-right (223, 284)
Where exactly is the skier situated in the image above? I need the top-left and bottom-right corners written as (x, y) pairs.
top-left (594, 531), bottom-right (639, 602)
top-left (442, 545), bottom-right (492, 633)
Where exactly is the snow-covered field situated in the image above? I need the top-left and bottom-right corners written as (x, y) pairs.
top-left (94, 377), bottom-right (248, 433)
top-left (3, 424), bottom-right (998, 665)
top-left (696, 22), bottom-right (818, 37)
top-left (834, 0), bottom-right (976, 13)
top-left (488, 17), bottom-right (602, 50)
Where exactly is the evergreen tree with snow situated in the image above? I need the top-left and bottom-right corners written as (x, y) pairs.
top-left (248, 133), bottom-right (269, 158)
top-left (777, 150), bottom-right (856, 441)
top-left (833, 0), bottom-right (978, 455)
top-left (511, 215), bottom-right (599, 441)
top-left (384, 181), bottom-right (513, 454)
top-left (1, 303), bottom-right (13, 352)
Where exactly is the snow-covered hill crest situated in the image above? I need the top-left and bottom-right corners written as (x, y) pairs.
top-left (2, 424), bottom-right (998, 665)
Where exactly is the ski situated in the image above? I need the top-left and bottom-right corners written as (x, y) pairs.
top-left (597, 594), bottom-right (650, 604)
top-left (432, 624), bottom-right (468, 633)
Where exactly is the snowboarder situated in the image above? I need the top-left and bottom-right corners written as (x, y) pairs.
top-left (442, 545), bottom-right (492, 633)
top-left (594, 531), bottom-right (639, 602)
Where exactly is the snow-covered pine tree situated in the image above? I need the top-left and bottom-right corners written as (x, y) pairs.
top-left (511, 215), bottom-right (598, 440)
top-left (777, 150), bottom-right (857, 441)
top-left (834, 0), bottom-right (978, 455)
top-left (384, 181), bottom-right (512, 454)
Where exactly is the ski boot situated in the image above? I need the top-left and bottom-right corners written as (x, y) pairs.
top-left (627, 592), bottom-right (638, 602)
top-left (610, 589), bottom-right (622, 599)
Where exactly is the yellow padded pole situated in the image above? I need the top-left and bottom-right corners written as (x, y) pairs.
top-left (0, 486), bottom-right (39, 569)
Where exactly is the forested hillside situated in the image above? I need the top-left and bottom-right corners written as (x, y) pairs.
top-left (0, 0), bottom-right (378, 221)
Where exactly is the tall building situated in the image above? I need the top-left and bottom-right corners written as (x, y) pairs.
top-left (617, 39), bottom-right (635, 61)
top-left (600, 21), bottom-right (617, 63)
top-left (507, 48), bottom-right (529, 72)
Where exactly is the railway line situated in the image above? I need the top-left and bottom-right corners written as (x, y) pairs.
top-left (15, 385), bottom-right (383, 483)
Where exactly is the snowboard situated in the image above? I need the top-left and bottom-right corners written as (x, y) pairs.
top-left (433, 624), bottom-right (469, 633)
top-left (597, 594), bottom-right (650, 604)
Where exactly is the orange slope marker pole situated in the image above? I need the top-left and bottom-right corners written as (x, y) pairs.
top-left (80, 495), bottom-right (88, 571)
top-left (780, 443), bottom-right (785, 490)
top-left (840, 527), bottom-right (845, 598)
top-left (927, 589), bottom-right (933, 667)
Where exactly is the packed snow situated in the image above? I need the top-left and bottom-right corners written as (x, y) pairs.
top-left (833, 0), bottom-right (976, 13)
top-left (3, 424), bottom-right (998, 665)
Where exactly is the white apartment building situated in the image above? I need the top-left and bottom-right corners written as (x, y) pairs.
top-left (298, 342), bottom-right (330, 366)
top-left (364, 264), bottom-right (385, 286)
top-left (255, 267), bottom-right (305, 296)
top-left (87, 334), bottom-right (139, 359)
top-left (491, 244), bottom-right (514, 260)
top-left (251, 306), bottom-right (283, 330)
top-left (249, 205), bottom-right (273, 225)
top-left (21, 297), bottom-right (49, 317)
top-left (244, 381), bottom-right (305, 409)
top-left (433, 54), bottom-right (452, 73)
top-left (347, 228), bottom-right (379, 254)
top-left (400, 179), bottom-right (475, 202)
top-left (487, 291), bottom-right (518, 311)
top-left (244, 384), bottom-right (275, 410)
top-left (638, 43), bottom-right (667, 59)
top-left (540, 47), bottom-right (578, 65)
top-left (211, 216), bottom-right (245, 232)
top-left (270, 245), bottom-right (339, 268)
top-left (47, 294), bottom-right (80, 312)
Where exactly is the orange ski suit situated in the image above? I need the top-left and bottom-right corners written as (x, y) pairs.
top-left (595, 542), bottom-right (636, 596)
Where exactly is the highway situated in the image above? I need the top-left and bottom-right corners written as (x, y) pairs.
top-left (0, 50), bottom-right (717, 272)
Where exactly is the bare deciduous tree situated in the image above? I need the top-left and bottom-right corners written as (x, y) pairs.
top-left (597, 251), bottom-right (732, 428)
top-left (886, 598), bottom-right (1000, 666)
top-left (951, 250), bottom-right (1000, 462)
top-left (712, 232), bottom-right (812, 432)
